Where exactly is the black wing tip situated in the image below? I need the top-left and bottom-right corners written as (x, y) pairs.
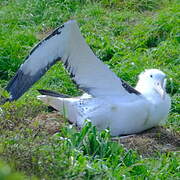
top-left (38, 89), bottom-right (70, 98)
top-left (5, 69), bottom-right (33, 101)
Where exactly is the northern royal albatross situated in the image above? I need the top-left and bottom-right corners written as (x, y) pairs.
top-left (2, 20), bottom-right (171, 136)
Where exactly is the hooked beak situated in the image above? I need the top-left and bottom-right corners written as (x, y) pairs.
top-left (154, 78), bottom-right (166, 99)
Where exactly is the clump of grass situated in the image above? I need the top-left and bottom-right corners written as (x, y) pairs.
top-left (0, 160), bottom-right (37, 180)
top-left (1, 119), bottom-right (179, 179)
top-left (81, 0), bottom-right (164, 12)
top-left (0, 120), bottom-right (131, 178)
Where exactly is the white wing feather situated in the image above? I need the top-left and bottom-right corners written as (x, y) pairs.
top-left (6, 20), bottom-right (135, 101)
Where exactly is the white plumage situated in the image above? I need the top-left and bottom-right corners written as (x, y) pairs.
top-left (38, 69), bottom-right (171, 136)
top-left (4, 20), bottom-right (171, 136)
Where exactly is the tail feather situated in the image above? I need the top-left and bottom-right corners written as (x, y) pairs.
top-left (38, 89), bottom-right (70, 98)
top-left (37, 95), bottom-right (78, 124)
top-left (37, 95), bottom-right (67, 112)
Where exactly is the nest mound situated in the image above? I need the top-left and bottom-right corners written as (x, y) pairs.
top-left (113, 127), bottom-right (180, 156)
top-left (31, 112), bottom-right (180, 156)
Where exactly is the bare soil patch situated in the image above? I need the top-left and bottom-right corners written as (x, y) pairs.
top-left (30, 112), bottom-right (66, 135)
top-left (113, 127), bottom-right (180, 156)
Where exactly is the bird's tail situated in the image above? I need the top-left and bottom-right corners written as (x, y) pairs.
top-left (37, 95), bottom-right (67, 112)
top-left (37, 90), bottom-right (78, 123)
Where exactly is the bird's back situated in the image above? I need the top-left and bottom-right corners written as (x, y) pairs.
top-left (74, 95), bottom-right (153, 136)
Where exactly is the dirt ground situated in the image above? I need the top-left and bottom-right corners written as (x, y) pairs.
top-left (113, 127), bottom-right (180, 156)
top-left (31, 112), bottom-right (180, 157)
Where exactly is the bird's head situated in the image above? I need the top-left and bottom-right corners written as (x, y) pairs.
top-left (136, 69), bottom-right (167, 99)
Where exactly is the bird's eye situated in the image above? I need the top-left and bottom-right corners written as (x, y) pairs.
top-left (150, 75), bottom-right (153, 78)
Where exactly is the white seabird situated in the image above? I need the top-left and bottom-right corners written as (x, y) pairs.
top-left (3, 20), bottom-right (171, 136)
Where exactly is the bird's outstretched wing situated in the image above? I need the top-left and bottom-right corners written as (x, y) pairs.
top-left (6, 20), bottom-right (140, 101)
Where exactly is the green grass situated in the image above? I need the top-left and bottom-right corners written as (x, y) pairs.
top-left (0, 0), bottom-right (180, 179)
